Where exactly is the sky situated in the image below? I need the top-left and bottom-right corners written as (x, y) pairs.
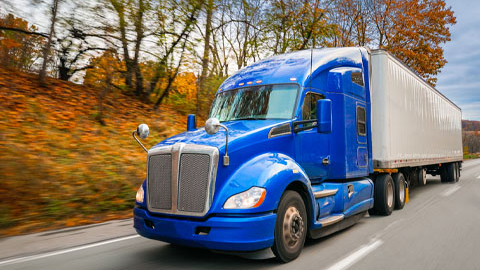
top-left (436, 0), bottom-right (480, 120)
top-left (2, 0), bottom-right (479, 120)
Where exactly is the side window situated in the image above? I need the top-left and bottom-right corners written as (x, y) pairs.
top-left (357, 106), bottom-right (366, 136)
top-left (302, 92), bottom-right (324, 127)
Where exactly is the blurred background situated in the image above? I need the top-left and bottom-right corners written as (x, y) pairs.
top-left (0, 0), bottom-right (479, 237)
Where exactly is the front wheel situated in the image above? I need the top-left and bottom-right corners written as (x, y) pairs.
top-left (272, 190), bottom-right (307, 263)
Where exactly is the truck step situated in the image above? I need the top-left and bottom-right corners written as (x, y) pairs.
top-left (313, 189), bottom-right (338, 199)
top-left (318, 214), bottom-right (344, 227)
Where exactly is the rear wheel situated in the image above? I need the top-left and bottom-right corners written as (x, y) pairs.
top-left (392, 173), bottom-right (406, 210)
top-left (272, 190), bottom-right (307, 263)
top-left (440, 165), bottom-right (448, 183)
top-left (454, 163), bottom-right (460, 182)
top-left (372, 174), bottom-right (395, 216)
top-left (440, 163), bottom-right (456, 183)
top-left (417, 168), bottom-right (427, 186)
top-left (447, 163), bottom-right (457, 183)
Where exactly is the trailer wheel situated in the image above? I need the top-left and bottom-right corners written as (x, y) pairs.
top-left (440, 165), bottom-right (448, 183)
top-left (447, 163), bottom-right (457, 183)
top-left (373, 174), bottom-right (395, 216)
top-left (458, 162), bottom-right (461, 178)
top-left (440, 163), bottom-right (456, 183)
top-left (272, 190), bottom-right (307, 263)
top-left (417, 168), bottom-right (427, 186)
top-left (455, 163), bottom-right (460, 182)
top-left (392, 173), bottom-right (406, 210)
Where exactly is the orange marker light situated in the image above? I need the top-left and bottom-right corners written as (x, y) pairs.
top-left (252, 190), bottom-right (266, 208)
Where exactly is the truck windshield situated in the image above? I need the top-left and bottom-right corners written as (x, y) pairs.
top-left (209, 84), bottom-right (298, 122)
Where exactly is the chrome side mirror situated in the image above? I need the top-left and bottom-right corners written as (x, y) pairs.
top-left (205, 118), bottom-right (220, 135)
top-left (205, 118), bottom-right (230, 166)
top-left (137, 124), bottom-right (150, 139)
top-left (133, 124), bottom-right (149, 152)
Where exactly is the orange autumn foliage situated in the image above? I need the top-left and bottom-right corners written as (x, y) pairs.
top-left (0, 14), bottom-right (45, 72)
top-left (0, 67), bottom-right (195, 236)
top-left (84, 51), bottom-right (126, 90)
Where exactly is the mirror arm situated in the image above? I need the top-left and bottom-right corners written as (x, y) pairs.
top-left (218, 124), bottom-right (229, 166)
top-left (132, 130), bottom-right (148, 153)
top-left (292, 119), bottom-right (318, 133)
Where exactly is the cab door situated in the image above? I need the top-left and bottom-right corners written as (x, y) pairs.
top-left (294, 91), bottom-right (331, 181)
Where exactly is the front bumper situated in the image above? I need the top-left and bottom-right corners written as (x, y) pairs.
top-left (133, 207), bottom-right (276, 251)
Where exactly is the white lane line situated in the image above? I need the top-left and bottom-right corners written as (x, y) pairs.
top-left (476, 175), bottom-right (480, 179)
top-left (0, 235), bottom-right (140, 266)
top-left (442, 185), bottom-right (461, 197)
top-left (324, 239), bottom-right (383, 270)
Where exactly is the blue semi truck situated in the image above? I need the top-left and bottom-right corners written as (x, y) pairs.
top-left (132, 47), bottom-right (463, 262)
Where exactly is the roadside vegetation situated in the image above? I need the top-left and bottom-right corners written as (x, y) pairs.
top-left (462, 125), bottom-right (480, 159)
top-left (0, 67), bottom-right (198, 236)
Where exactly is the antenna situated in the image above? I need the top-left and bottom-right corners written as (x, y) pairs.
top-left (309, 43), bottom-right (313, 90)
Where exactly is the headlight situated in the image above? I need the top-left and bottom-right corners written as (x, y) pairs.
top-left (136, 184), bottom-right (144, 203)
top-left (223, 187), bottom-right (266, 209)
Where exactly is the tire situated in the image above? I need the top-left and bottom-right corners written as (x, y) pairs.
top-left (373, 174), bottom-right (395, 216)
top-left (272, 190), bottom-right (307, 263)
top-left (458, 162), bottom-right (461, 179)
top-left (392, 173), bottom-right (406, 210)
top-left (417, 168), bottom-right (427, 186)
top-left (440, 165), bottom-right (448, 183)
top-left (455, 163), bottom-right (460, 182)
top-left (446, 163), bottom-right (456, 183)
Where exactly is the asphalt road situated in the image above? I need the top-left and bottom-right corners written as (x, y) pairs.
top-left (2, 159), bottom-right (480, 270)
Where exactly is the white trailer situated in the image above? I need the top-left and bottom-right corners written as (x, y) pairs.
top-left (370, 49), bottom-right (463, 185)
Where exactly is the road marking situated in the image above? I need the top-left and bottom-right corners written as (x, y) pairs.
top-left (442, 185), bottom-right (461, 197)
top-left (477, 175), bottom-right (480, 179)
top-left (324, 239), bottom-right (383, 270)
top-left (0, 235), bottom-right (140, 266)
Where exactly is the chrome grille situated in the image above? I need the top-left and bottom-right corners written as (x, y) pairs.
top-left (146, 143), bottom-right (219, 216)
top-left (177, 154), bottom-right (211, 212)
top-left (147, 154), bottom-right (172, 210)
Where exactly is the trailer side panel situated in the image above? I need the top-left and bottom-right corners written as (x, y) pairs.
top-left (370, 50), bottom-right (462, 169)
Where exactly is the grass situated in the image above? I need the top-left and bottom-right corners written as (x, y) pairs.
top-left (464, 153), bottom-right (480, 160)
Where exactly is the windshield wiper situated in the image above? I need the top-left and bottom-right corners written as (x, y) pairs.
top-left (232, 117), bottom-right (267, 121)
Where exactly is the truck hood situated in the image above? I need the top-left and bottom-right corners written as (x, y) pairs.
top-left (152, 119), bottom-right (290, 151)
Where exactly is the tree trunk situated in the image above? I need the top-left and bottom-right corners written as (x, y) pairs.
top-left (199, 0), bottom-right (214, 99)
top-left (39, 0), bottom-right (59, 84)
top-left (133, 0), bottom-right (145, 97)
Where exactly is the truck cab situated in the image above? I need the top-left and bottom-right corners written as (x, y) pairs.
top-left (132, 47), bottom-right (391, 262)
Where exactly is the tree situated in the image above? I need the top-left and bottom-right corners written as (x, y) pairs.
top-left (199, 0), bottom-right (214, 95)
top-left (56, 17), bottom-right (107, 81)
top-left (328, 0), bottom-right (455, 86)
top-left (39, 0), bottom-right (61, 84)
top-left (150, 0), bottom-right (204, 108)
top-left (0, 14), bottom-right (45, 71)
top-left (264, 0), bottom-right (335, 53)
top-left (383, 0), bottom-right (456, 85)
top-left (103, 0), bottom-right (149, 96)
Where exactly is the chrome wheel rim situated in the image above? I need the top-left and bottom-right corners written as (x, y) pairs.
top-left (282, 206), bottom-right (304, 248)
top-left (387, 180), bottom-right (394, 208)
top-left (422, 169), bottom-right (427, 185)
top-left (399, 179), bottom-right (405, 203)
